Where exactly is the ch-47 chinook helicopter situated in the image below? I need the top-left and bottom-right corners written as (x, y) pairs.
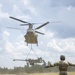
top-left (8, 16), bottom-right (49, 46)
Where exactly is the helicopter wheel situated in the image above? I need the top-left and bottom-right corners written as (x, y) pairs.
top-left (37, 43), bottom-right (38, 46)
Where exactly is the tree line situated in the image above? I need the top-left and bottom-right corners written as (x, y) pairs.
top-left (0, 65), bottom-right (75, 74)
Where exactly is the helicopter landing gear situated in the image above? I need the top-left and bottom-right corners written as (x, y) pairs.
top-left (37, 43), bottom-right (38, 46)
top-left (27, 43), bottom-right (28, 46)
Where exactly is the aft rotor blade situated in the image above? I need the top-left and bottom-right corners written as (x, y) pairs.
top-left (9, 16), bottom-right (29, 23)
top-left (50, 21), bottom-right (62, 23)
top-left (7, 27), bottom-right (25, 30)
top-left (35, 31), bottom-right (44, 35)
top-left (35, 22), bottom-right (49, 30)
top-left (20, 24), bottom-right (31, 26)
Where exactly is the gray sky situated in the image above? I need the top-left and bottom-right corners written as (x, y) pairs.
top-left (0, 0), bottom-right (75, 68)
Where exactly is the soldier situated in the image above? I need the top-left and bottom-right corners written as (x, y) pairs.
top-left (45, 55), bottom-right (75, 75)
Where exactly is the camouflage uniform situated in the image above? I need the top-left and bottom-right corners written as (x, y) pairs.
top-left (45, 55), bottom-right (75, 75)
top-left (54, 60), bottom-right (75, 75)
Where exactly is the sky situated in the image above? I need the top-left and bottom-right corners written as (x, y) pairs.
top-left (0, 0), bottom-right (75, 68)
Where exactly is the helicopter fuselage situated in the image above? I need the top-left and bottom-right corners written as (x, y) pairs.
top-left (24, 29), bottom-right (38, 45)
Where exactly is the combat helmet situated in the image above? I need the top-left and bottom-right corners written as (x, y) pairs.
top-left (60, 55), bottom-right (65, 60)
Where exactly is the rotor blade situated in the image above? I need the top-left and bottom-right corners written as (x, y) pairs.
top-left (20, 24), bottom-right (31, 26)
top-left (50, 21), bottom-right (62, 23)
top-left (35, 31), bottom-right (44, 35)
top-left (13, 59), bottom-right (26, 61)
top-left (7, 27), bottom-right (25, 30)
top-left (35, 22), bottom-right (49, 30)
top-left (9, 16), bottom-right (29, 23)
top-left (20, 23), bottom-right (42, 26)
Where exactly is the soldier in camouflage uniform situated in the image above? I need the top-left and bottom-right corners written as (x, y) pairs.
top-left (45, 55), bottom-right (75, 75)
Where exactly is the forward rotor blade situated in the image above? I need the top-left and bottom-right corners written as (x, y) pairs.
top-left (9, 16), bottom-right (29, 23)
top-left (7, 27), bottom-right (25, 30)
top-left (20, 23), bottom-right (42, 26)
top-left (35, 31), bottom-right (44, 35)
top-left (13, 59), bottom-right (26, 61)
top-left (35, 22), bottom-right (49, 30)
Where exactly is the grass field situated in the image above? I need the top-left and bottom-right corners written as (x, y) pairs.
top-left (28, 72), bottom-right (75, 75)
top-left (0, 72), bottom-right (75, 75)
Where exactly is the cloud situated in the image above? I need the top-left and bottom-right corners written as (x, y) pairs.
top-left (39, 6), bottom-right (75, 38)
top-left (0, 3), bottom-right (9, 19)
top-left (0, 31), bottom-right (10, 53)
top-left (36, 28), bottom-right (75, 62)
top-left (24, 0), bottom-right (75, 38)
top-left (11, 4), bottom-right (25, 16)
top-left (2, 31), bottom-right (10, 40)
top-left (47, 38), bottom-right (75, 52)
top-left (10, 4), bottom-right (33, 23)
top-left (57, 8), bottom-right (75, 38)
top-left (22, 0), bottom-right (38, 16)
top-left (67, 6), bottom-right (72, 11)
top-left (49, 0), bottom-right (75, 7)
top-left (0, 0), bottom-right (75, 68)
